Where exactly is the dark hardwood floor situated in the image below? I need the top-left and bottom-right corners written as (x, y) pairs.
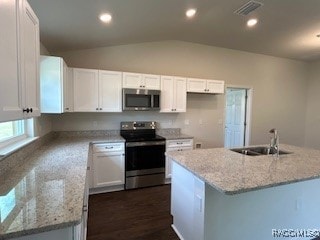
top-left (87, 185), bottom-right (179, 240)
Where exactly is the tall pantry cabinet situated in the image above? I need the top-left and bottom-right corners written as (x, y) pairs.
top-left (0, 0), bottom-right (40, 122)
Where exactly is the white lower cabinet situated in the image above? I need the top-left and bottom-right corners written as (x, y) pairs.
top-left (91, 142), bottom-right (125, 193)
top-left (165, 139), bottom-right (193, 180)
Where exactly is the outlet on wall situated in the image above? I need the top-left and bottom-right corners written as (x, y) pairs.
top-left (195, 143), bottom-right (202, 149)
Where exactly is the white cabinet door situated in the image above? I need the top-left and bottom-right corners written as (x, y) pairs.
top-left (123, 72), bottom-right (160, 90)
top-left (93, 152), bottom-right (125, 188)
top-left (187, 78), bottom-right (206, 93)
top-left (40, 56), bottom-right (64, 113)
top-left (174, 77), bottom-right (187, 112)
top-left (20, 0), bottom-right (40, 118)
top-left (122, 72), bottom-right (142, 88)
top-left (98, 70), bottom-right (122, 112)
top-left (161, 76), bottom-right (186, 113)
top-left (160, 76), bottom-right (174, 112)
top-left (65, 67), bottom-right (74, 112)
top-left (0, 0), bottom-right (23, 122)
top-left (142, 74), bottom-right (160, 90)
top-left (207, 79), bottom-right (225, 94)
top-left (73, 68), bottom-right (99, 112)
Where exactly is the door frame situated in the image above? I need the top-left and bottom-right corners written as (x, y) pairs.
top-left (224, 85), bottom-right (253, 147)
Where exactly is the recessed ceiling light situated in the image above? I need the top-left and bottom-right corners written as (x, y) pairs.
top-left (186, 8), bottom-right (197, 18)
top-left (247, 18), bottom-right (258, 27)
top-left (99, 13), bottom-right (112, 23)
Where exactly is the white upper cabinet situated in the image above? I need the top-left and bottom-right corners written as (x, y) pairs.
top-left (40, 56), bottom-right (73, 113)
top-left (73, 68), bottom-right (99, 112)
top-left (0, 0), bottom-right (40, 122)
top-left (99, 70), bottom-right (122, 112)
top-left (160, 76), bottom-right (186, 113)
top-left (0, 0), bottom-right (22, 122)
top-left (73, 68), bottom-right (122, 112)
top-left (65, 67), bottom-right (74, 112)
top-left (142, 74), bottom-right (161, 90)
top-left (187, 78), bottom-right (225, 94)
top-left (206, 79), bottom-right (225, 94)
top-left (123, 72), bottom-right (160, 90)
top-left (20, 0), bottom-right (40, 118)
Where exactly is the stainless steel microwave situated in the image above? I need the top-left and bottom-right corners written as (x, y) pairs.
top-left (122, 88), bottom-right (160, 111)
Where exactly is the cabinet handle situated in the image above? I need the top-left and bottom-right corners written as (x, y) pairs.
top-left (65, 107), bottom-right (69, 110)
top-left (176, 142), bottom-right (183, 145)
top-left (105, 146), bottom-right (114, 149)
top-left (140, 85), bottom-right (142, 88)
top-left (23, 108), bottom-right (30, 113)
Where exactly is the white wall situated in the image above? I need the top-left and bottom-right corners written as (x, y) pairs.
top-left (52, 41), bottom-right (309, 148)
top-left (304, 60), bottom-right (320, 149)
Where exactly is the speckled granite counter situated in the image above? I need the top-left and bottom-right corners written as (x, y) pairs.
top-left (166, 144), bottom-right (320, 195)
top-left (159, 133), bottom-right (193, 140)
top-left (0, 134), bottom-right (124, 240)
top-left (157, 128), bottom-right (193, 140)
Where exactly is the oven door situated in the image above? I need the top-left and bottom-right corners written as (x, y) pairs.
top-left (125, 141), bottom-right (165, 175)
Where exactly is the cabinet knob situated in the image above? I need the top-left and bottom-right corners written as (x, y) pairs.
top-left (30, 108), bottom-right (33, 113)
top-left (65, 108), bottom-right (69, 110)
top-left (100, 108), bottom-right (102, 110)
top-left (23, 108), bottom-right (30, 113)
top-left (96, 108), bottom-right (99, 110)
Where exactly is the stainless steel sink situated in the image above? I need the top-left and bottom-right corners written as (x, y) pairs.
top-left (230, 146), bottom-right (292, 156)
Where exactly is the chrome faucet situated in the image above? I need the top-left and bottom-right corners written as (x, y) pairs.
top-left (269, 128), bottom-right (279, 157)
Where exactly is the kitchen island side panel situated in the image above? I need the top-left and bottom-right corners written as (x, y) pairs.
top-left (204, 178), bottom-right (320, 240)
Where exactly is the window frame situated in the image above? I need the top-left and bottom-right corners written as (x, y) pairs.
top-left (0, 120), bottom-right (28, 149)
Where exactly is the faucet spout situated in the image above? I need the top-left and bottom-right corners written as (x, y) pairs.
top-left (269, 128), bottom-right (279, 157)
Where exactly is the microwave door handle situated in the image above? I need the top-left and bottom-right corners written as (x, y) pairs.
top-left (151, 94), bottom-right (154, 108)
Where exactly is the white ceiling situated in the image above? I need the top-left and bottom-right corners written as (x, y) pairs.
top-left (28, 0), bottom-right (320, 61)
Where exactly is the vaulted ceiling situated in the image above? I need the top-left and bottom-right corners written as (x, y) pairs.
top-left (29, 0), bottom-right (320, 61)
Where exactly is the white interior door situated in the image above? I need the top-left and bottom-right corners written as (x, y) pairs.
top-left (224, 88), bottom-right (246, 148)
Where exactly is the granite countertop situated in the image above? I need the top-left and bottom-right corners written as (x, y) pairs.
top-left (159, 133), bottom-right (194, 140)
top-left (0, 135), bottom-right (124, 240)
top-left (166, 144), bottom-right (320, 195)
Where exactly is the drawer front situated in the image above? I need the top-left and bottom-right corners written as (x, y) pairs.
top-left (166, 146), bottom-right (193, 152)
top-left (167, 139), bottom-right (193, 148)
top-left (93, 143), bottom-right (124, 153)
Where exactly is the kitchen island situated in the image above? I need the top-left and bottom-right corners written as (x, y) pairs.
top-left (166, 144), bottom-right (320, 240)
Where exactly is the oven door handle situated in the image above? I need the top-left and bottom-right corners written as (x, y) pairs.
top-left (126, 141), bottom-right (166, 147)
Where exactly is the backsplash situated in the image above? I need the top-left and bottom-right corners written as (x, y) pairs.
top-left (0, 132), bottom-right (56, 176)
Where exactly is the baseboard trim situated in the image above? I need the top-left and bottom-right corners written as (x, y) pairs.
top-left (89, 185), bottom-right (124, 195)
top-left (171, 224), bottom-right (184, 240)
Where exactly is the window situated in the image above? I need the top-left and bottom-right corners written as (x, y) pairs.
top-left (0, 120), bottom-right (27, 148)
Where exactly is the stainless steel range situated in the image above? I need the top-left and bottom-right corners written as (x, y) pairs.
top-left (120, 121), bottom-right (165, 189)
